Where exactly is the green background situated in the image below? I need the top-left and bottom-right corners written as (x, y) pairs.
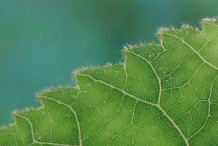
top-left (0, 0), bottom-right (218, 125)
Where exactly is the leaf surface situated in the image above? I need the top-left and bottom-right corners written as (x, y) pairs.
top-left (1, 18), bottom-right (218, 146)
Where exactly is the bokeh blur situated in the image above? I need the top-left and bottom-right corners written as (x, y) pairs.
top-left (1, 0), bottom-right (218, 125)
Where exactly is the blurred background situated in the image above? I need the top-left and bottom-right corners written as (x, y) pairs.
top-left (0, 0), bottom-right (218, 125)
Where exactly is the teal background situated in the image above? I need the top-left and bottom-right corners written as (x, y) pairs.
top-left (0, 0), bottom-right (218, 125)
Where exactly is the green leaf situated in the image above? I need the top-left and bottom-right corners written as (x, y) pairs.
top-left (1, 17), bottom-right (218, 145)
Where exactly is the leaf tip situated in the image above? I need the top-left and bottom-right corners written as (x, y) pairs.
top-left (157, 27), bottom-right (171, 36)
top-left (181, 23), bottom-right (193, 29)
top-left (73, 66), bottom-right (90, 78)
top-left (0, 123), bottom-right (14, 130)
top-left (36, 87), bottom-right (55, 99)
top-left (12, 107), bottom-right (34, 115)
top-left (201, 17), bottom-right (218, 24)
top-left (105, 62), bottom-right (113, 66)
top-left (123, 44), bottom-right (136, 50)
top-left (123, 42), bottom-right (146, 51)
